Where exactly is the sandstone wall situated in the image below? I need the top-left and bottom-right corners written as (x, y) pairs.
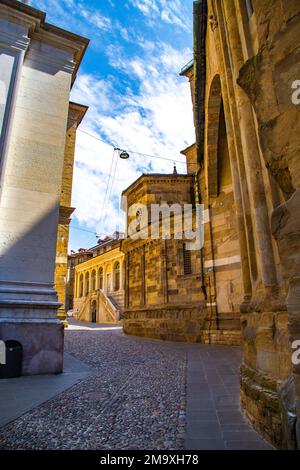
top-left (54, 103), bottom-right (87, 321)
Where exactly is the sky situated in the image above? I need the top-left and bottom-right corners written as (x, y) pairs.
top-left (30, 0), bottom-right (195, 251)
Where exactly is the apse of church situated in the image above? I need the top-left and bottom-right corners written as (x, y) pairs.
top-left (121, 174), bottom-right (205, 342)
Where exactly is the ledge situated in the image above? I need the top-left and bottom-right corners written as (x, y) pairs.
top-left (0, 300), bottom-right (62, 309)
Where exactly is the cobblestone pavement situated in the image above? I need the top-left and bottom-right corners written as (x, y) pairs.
top-left (0, 321), bottom-right (273, 450)
top-left (0, 323), bottom-right (186, 450)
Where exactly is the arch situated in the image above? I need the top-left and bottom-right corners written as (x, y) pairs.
top-left (207, 74), bottom-right (222, 199)
top-left (91, 270), bottom-right (96, 291)
top-left (85, 272), bottom-right (90, 296)
top-left (79, 274), bottom-right (84, 297)
top-left (98, 267), bottom-right (104, 290)
top-left (114, 261), bottom-right (120, 291)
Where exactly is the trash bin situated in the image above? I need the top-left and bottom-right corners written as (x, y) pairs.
top-left (0, 340), bottom-right (22, 379)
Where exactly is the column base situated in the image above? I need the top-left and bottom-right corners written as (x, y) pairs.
top-left (0, 281), bottom-right (64, 375)
top-left (240, 309), bottom-right (297, 449)
top-left (240, 363), bottom-right (283, 448)
top-left (0, 319), bottom-right (64, 375)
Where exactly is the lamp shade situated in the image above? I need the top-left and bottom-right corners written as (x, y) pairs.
top-left (120, 150), bottom-right (130, 159)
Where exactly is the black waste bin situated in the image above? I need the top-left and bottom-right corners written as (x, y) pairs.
top-left (0, 340), bottom-right (22, 379)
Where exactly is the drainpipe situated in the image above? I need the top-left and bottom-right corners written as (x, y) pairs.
top-left (194, 172), bottom-right (207, 300)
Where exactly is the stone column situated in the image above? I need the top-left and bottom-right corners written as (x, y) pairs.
top-left (272, 190), bottom-right (300, 448)
top-left (0, 2), bottom-right (88, 375)
top-left (125, 253), bottom-right (130, 309)
top-left (73, 272), bottom-right (76, 299)
top-left (0, 30), bottom-right (68, 373)
top-left (74, 271), bottom-right (77, 299)
top-left (213, 0), bottom-right (258, 288)
top-left (220, 0), bottom-right (278, 299)
top-left (95, 268), bottom-right (99, 292)
top-left (211, 12), bottom-right (252, 302)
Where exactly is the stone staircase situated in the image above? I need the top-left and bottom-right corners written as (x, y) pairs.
top-left (75, 295), bottom-right (91, 322)
top-left (98, 289), bottom-right (121, 322)
top-left (75, 289), bottom-right (123, 323)
top-left (108, 290), bottom-right (125, 318)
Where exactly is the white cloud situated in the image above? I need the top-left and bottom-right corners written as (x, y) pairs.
top-left (128, 0), bottom-right (190, 31)
top-left (31, 0), bottom-right (111, 38)
top-left (78, 3), bottom-right (111, 32)
top-left (30, 0), bottom-right (195, 250)
top-left (70, 41), bottom-right (194, 247)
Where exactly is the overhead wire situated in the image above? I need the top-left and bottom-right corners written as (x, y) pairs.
top-left (70, 126), bottom-right (198, 239)
top-left (99, 147), bottom-right (117, 228)
top-left (77, 127), bottom-right (197, 167)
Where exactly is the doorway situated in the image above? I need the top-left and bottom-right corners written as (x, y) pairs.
top-left (91, 300), bottom-right (97, 323)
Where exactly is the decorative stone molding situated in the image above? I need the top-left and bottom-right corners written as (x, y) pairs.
top-left (209, 14), bottom-right (218, 32)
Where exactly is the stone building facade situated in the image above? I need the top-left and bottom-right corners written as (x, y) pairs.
top-left (180, 0), bottom-right (300, 450)
top-left (0, 0), bottom-right (88, 374)
top-left (66, 248), bottom-right (93, 312)
top-left (73, 235), bottom-right (125, 323)
top-left (122, 173), bottom-right (214, 342)
top-left (54, 102), bottom-right (88, 321)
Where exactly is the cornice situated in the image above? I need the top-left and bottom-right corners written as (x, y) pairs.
top-left (68, 102), bottom-right (89, 126)
top-left (122, 173), bottom-right (194, 198)
top-left (58, 205), bottom-right (75, 224)
top-left (75, 249), bottom-right (124, 273)
top-left (0, 0), bottom-right (89, 84)
top-left (0, 2), bottom-right (40, 52)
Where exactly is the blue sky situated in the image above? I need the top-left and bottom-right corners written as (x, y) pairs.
top-left (30, 0), bottom-right (195, 251)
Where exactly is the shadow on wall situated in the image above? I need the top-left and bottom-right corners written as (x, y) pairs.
top-left (0, 202), bottom-right (60, 284)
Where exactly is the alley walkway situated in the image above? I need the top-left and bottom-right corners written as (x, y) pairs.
top-left (0, 320), bottom-right (272, 450)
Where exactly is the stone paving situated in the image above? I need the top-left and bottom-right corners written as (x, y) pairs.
top-left (185, 347), bottom-right (273, 450)
top-left (0, 321), bottom-right (273, 450)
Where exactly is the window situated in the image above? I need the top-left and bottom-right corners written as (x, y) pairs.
top-left (114, 261), bottom-right (120, 291)
top-left (245, 0), bottom-right (254, 18)
top-left (183, 243), bottom-right (192, 275)
top-left (98, 267), bottom-right (103, 290)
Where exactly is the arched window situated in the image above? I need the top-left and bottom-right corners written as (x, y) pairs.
top-left (114, 261), bottom-right (120, 291)
top-left (91, 270), bottom-right (96, 291)
top-left (98, 267), bottom-right (103, 290)
top-left (85, 272), bottom-right (90, 296)
top-left (79, 274), bottom-right (84, 297)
